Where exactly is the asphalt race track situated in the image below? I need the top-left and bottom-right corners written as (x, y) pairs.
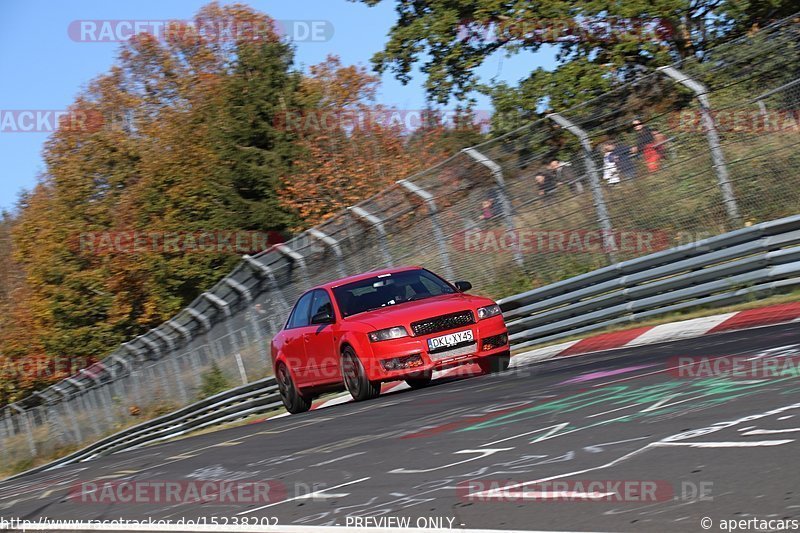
top-left (2, 323), bottom-right (800, 532)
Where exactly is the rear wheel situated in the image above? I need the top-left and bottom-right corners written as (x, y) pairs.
top-left (341, 346), bottom-right (381, 401)
top-left (478, 351), bottom-right (511, 374)
top-left (276, 363), bottom-right (312, 414)
top-left (405, 370), bottom-right (433, 389)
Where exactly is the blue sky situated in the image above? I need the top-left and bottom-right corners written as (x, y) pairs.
top-left (0, 0), bottom-right (555, 212)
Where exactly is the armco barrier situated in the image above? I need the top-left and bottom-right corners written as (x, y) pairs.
top-left (6, 377), bottom-right (281, 480)
top-left (8, 214), bottom-right (800, 479)
top-left (500, 215), bottom-right (800, 349)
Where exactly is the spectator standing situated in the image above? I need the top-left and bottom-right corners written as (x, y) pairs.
top-left (631, 119), bottom-right (662, 173)
top-left (534, 168), bottom-right (557, 202)
top-left (601, 142), bottom-right (621, 185)
top-left (612, 143), bottom-right (636, 180)
top-left (548, 159), bottom-right (583, 194)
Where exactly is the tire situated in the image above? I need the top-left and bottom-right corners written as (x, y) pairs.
top-left (341, 346), bottom-right (381, 401)
top-left (276, 363), bottom-right (312, 414)
top-left (405, 370), bottom-right (433, 390)
top-left (478, 351), bottom-right (511, 374)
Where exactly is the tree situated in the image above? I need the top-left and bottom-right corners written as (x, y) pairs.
top-left (278, 56), bottom-right (454, 228)
top-left (6, 3), bottom-right (302, 392)
top-left (355, 0), bottom-right (799, 113)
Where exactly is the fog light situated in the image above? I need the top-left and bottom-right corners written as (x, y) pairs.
top-left (381, 353), bottom-right (424, 371)
top-left (482, 333), bottom-right (508, 351)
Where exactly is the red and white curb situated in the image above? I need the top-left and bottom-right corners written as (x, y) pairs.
top-left (268, 302), bottom-right (800, 419)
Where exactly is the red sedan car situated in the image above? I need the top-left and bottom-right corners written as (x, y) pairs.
top-left (270, 266), bottom-right (510, 413)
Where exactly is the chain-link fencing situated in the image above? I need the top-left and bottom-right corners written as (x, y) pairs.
top-left (2, 14), bottom-right (799, 471)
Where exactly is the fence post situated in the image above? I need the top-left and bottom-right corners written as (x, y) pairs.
top-left (463, 147), bottom-right (524, 268)
top-left (0, 408), bottom-right (9, 464)
top-left (397, 179), bottom-right (454, 280)
top-left (79, 369), bottom-right (114, 432)
top-left (275, 243), bottom-right (309, 284)
top-left (307, 228), bottom-right (347, 278)
top-left (66, 376), bottom-right (102, 439)
top-left (242, 255), bottom-right (292, 311)
top-left (202, 292), bottom-right (248, 385)
top-left (225, 278), bottom-right (269, 368)
top-left (52, 384), bottom-right (81, 443)
top-left (657, 66), bottom-right (741, 226)
top-left (547, 112), bottom-right (618, 263)
top-left (348, 206), bottom-right (394, 267)
top-left (9, 403), bottom-right (36, 458)
top-left (152, 328), bottom-right (188, 404)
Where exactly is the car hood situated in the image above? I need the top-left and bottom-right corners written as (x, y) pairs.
top-left (345, 293), bottom-right (494, 331)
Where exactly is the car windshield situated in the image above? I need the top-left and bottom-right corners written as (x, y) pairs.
top-left (333, 269), bottom-right (456, 317)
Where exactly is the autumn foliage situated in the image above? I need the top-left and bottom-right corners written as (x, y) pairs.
top-left (0, 3), bottom-right (464, 403)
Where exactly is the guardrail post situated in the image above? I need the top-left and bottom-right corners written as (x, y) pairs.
top-left (9, 403), bottom-right (36, 457)
top-left (658, 66), bottom-right (741, 226)
top-left (397, 179), bottom-right (454, 280)
top-left (348, 206), bottom-right (394, 267)
top-left (547, 113), bottom-right (617, 263)
top-left (307, 228), bottom-right (347, 278)
top-left (463, 147), bottom-right (524, 268)
top-left (202, 293), bottom-right (248, 385)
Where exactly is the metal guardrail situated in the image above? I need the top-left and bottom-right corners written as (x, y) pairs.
top-left (499, 215), bottom-right (800, 349)
top-left (10, 214), bottom-right (800, 480)
top-left (7, 377), bottom-right (281, 480)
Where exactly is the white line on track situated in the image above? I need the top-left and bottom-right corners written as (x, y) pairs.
top-left (653, 439), bottom-right (794, 448)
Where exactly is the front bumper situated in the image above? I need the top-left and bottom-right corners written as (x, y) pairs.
top-left (363, 315), bottom-right (508, 381)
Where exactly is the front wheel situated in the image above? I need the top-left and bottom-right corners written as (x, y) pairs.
top-left (341, 347), bottom-right (381, 401)
top-left (276, 363), bottom-right (312, 414)
top-left (478, 351), bottom-right (511, 374)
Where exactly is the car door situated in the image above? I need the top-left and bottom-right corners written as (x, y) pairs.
top-left (303, 289), bottom-right (339, 385)
top-left (283, 291), bottom-right (314, 384)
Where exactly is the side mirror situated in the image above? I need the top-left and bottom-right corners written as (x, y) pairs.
top-left (311, 309), bottom-right (334, 324)
top-left (454, 280), bottom-right (472, 292)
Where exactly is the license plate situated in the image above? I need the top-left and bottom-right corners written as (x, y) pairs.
top-left (428, 329), bottom-right (474, 351)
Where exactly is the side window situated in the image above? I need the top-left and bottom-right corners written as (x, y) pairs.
top-left (309, 290), bottom-right (334, 323)
top-left (286, 291), bottom-right (314, 329)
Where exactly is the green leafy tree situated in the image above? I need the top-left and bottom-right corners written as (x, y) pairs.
top-left (356, 0), bottom-right (799, 115)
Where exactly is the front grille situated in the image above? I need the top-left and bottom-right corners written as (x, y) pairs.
top-left (411, 310), bottom-right (474, 336)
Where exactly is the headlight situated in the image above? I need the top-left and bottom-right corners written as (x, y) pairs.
top-left (477, 304), bottom-right (502, 320)
top-left (368, 326), bottom-right (409, 342)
